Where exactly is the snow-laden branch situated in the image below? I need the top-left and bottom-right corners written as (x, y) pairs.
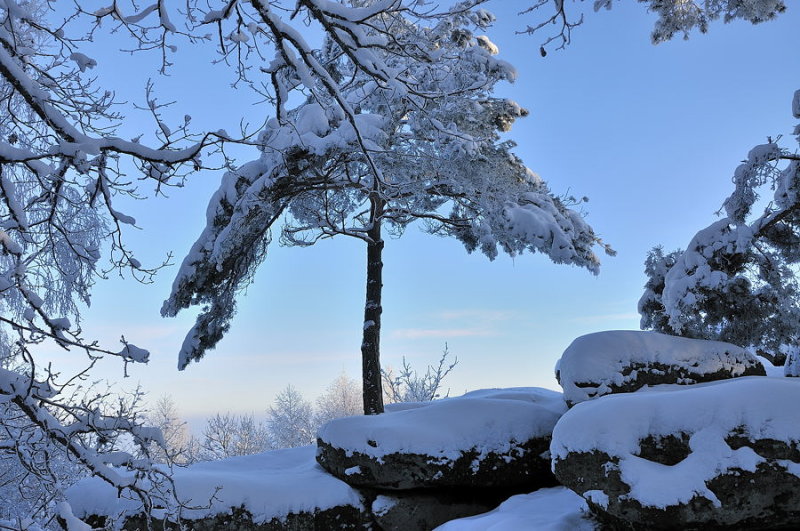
top-left (251, 0), bottom-right (389, 187)
top-left (640, 89), bottom-right (800, 359)
top-left (0, 40), bottom-right (217, 164)
top-left (0, 345), bottom-right (181, 528)
top-left (0, 2), bottom-right (238, 524)
top-left (517, 0), bottom-right (787, 54)
top-left (0, 0), bottom-right (236, 362)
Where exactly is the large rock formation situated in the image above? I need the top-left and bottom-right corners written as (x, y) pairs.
top-left (556, 330), bottom-right (765, 407)
top-left (551, 377), bottom-right (800, 530)
top-left (64, 332), bottom-right (794, 531)
top-left (317, 387), bottom-right (566, 491)
top-left (314, 387), bottom-right (570, 529)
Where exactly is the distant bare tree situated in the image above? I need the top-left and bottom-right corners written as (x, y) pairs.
top-left (382, 345), bottom-right (459, 403)
top-left (199, 413), bottom-right (268, 461)
top-left (144, 395), bottom-right (194, 465)
top-left (315, 373), bottom-right (362, 428)
top-left (267, 385), bottom-right (315, 449)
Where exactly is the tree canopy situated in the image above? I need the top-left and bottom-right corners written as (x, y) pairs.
top-left (161, 3), bottom-right (611, 413)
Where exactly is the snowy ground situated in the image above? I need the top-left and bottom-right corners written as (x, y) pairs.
top-left (66, 446), bottom-right (363, 524)
top-left (435, 487), bottom-right (597, 530)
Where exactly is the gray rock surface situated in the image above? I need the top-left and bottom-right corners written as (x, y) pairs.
top-left (371, 489), bottom-right (504, 531)
top-left (556, 449), bottom-right (800, 530)
top-left (316, 388), bottom-right (565, 490)
top-left (551, 377), bottom-right (800, 530)
top-left (317, 437), bottom-right (557, 491)
top-left (556, 331), bottom-right (765, 407)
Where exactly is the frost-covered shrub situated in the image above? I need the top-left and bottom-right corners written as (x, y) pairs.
top-left (382, 347), bottom-right (459, 404)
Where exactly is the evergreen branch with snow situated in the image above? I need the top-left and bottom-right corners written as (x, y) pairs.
top-left (640, 89), bottom-right (800, 370)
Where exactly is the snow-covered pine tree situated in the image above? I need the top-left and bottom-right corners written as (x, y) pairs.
top-left (639, 90), bottom-right (800, 374)
top-left (163, 3), bottom-right (610, 414)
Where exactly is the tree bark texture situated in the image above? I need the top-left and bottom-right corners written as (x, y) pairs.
top-left (361, 196), bottom-right (385, 415)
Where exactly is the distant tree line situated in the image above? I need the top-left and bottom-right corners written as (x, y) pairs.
top-left (146, 348), bottom-right (458, 464)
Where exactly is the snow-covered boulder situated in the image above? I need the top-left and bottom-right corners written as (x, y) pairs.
top-left (66, 446), bottom-right (369, 529)
top-left (317, 387), bottom-right (566, 490)
top-left (551, 377), bottom-right (800, 530)
top-left (557, 330), bottom-right (765, 406)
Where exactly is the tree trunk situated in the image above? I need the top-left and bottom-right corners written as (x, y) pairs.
top-left (361, 196), bottom-right (385, 415)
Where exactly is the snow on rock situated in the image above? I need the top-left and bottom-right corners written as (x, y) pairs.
top-left (552, 377), bottom-right (800, 530)
top-left (317, 387), bottom-right (566, 490)
top-left (434, 487), bottom-right (597, 531)
top-left (384, 400), bottom-right (429, 412)
top-left (320, 387), bottom-right (565, 459)
top-left (556, 330), bottom-right (765, 406)
top-left (753, 353), bottom-right (787, 378)
top-left (66, 446), bottom-right (367, 527)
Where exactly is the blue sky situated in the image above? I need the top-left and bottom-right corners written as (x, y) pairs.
top-left (57, 3), bottom-right (799, 421)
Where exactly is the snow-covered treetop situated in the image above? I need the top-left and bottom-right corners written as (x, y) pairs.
top-left (604, 0), bottom-right (787, 43)
top-left (162, 3), bottom-right (613, 369)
